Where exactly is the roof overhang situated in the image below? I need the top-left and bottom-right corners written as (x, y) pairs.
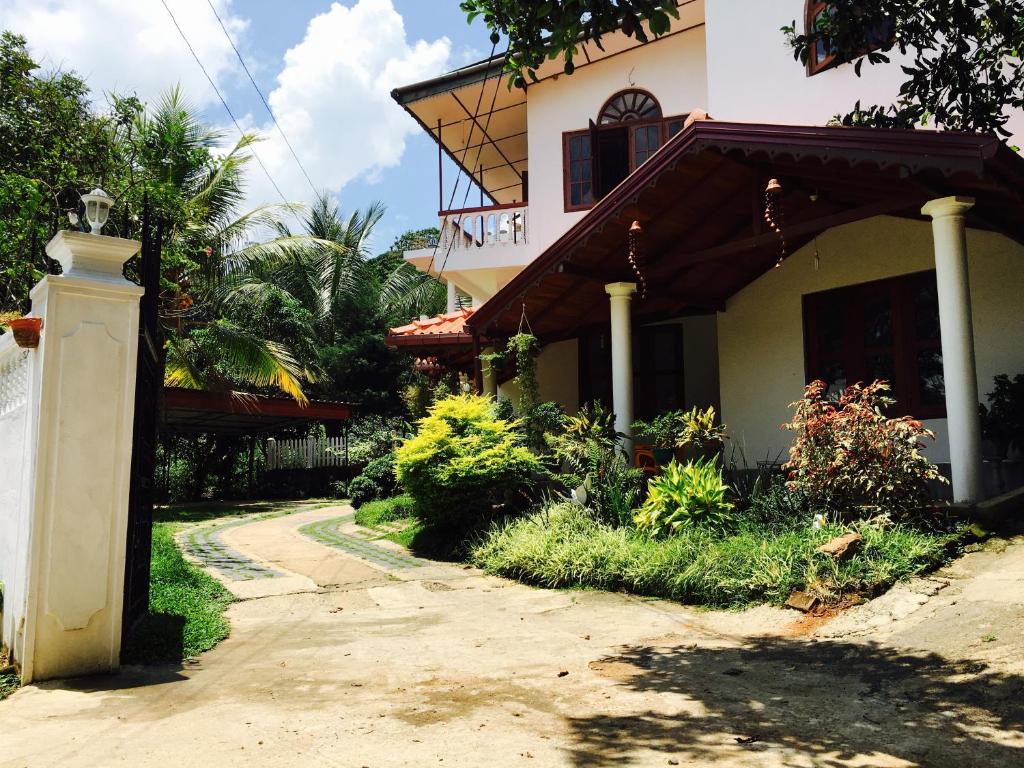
top-left (391, 3), bottom-right (707, 207)
top-left (466, 120), bottom-right (1024, 340)
top-left (162, 387), bottom-right (353, 436)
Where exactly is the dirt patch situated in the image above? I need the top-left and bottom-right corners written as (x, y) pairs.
top-left (392, 675), bottom-right (563, 726)
top-left (782, 594), bottom-right (864, 637)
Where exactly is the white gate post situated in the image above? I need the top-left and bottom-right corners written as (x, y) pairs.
top-left (19, 230), bottom-right (144, 682)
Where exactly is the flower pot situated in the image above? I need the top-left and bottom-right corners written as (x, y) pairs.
top-left (8, 317), bottom-right (42, 349)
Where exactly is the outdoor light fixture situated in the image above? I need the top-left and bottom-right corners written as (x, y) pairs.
top-left (81, 187), bottom-right (114, 235)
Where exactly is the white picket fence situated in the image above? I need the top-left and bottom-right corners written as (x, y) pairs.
top-left (266, 436), bottom-right (348, 470)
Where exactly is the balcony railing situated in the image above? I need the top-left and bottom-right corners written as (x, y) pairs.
top-left (438, 202), bottom-right (528, 253)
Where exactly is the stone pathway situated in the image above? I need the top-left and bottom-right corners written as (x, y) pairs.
top-left (179, 518), bottom-right (283, 581)
top-left (299, 513), bottom-right (426, 571)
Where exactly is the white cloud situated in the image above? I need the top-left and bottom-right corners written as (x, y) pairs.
top-left (0, 0), bottom-right (247, 108)
top-left (244, 0), bottom-right (451, 208)
top-left (1, 0), bottom-right (452, 215)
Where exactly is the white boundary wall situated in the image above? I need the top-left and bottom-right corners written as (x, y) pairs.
top-left (0, 230), bottom-right (143, 682)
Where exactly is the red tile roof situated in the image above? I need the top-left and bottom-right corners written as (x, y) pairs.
top-left (387, 308), bottom-right (475, 346)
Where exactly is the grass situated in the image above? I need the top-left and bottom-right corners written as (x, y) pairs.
top-left (0, 646), bottom-right (18, 701)
top-left (122, 524), bottom-right (233, 664)
top-left (354, 494), bottom-right (415, 527)
top-left (470, 503), bottom-right (967, 609)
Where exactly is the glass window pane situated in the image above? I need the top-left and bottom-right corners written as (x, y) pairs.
top-left (914, 281), bottom-right (940, 341)
top-left (863, 293), bottom-right (893, 347)
top-left (917, 349), bottom-right (945, 407)
top-left (866, 353), bottom-right (896, 389)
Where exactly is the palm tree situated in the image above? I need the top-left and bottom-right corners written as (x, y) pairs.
top-left (118, 88), bottom-right (343, 403)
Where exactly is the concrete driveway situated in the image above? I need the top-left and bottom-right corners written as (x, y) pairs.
top-left (1, 504), bottom-right (1022, 767)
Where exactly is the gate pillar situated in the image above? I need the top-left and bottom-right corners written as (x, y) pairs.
top-left (15, 231), bottom-right (143, 682)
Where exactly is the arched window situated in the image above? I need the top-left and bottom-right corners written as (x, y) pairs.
top-left (563, 90), bottom-right (685, 211)
top-left (598, 89), bottom-right (662, 125)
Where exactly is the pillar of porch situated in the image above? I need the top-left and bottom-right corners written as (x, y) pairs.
top-left (921, 196), bottom-right (982, 503)
top-left (446, 280), bottom-right (458, 313)
top-left (481, 346), bottom-right (498, 399)
top-left (605, 282), bottom-right (637, 456)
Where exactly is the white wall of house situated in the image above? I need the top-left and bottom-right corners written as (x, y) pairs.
top-left (717, 215), bottom-right (1024, 464)
top-left (498, 339), bottom-right (580, 414)
top-left (526, 26), bottom-right (710, 253)
top-left (704, 0), bottom-right (1024, 144)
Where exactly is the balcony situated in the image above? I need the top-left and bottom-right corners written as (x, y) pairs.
top-left (404, 202), bottom-right (532, 302)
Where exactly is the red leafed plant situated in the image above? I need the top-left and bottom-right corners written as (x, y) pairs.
top-left (783, 380), bottom-right (946, 520)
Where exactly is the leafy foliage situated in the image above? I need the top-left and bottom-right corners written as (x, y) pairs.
top-left (634, 456), bottom-right (735, 536)
top-left (547, 402), bottom-right (644, 526)
top-left (395, 395), bottom-right (543, 528)
top-left (783, 0), bottom-right (1024, 137)
top-left (348, 453), bottom-right (400, 505)
top-left (783, 380), bottom-right (946, 520)
top-left (632, 405), bottom-right (727, 451)
top-left (459, 0), bottom-right (681, 85)
top-left (0, 32), bottom-right (119, 311)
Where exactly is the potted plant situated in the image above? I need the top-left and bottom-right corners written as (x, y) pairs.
top-left (633, 406), bottom-right (728, 466)
top-left (6, 317), bottom-right (43, 349)
top-left (678, 405), bottom-right (727, 461)
top-left (631, 411), bottom-right (686, 465)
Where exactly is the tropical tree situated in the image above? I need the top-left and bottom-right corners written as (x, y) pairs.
top-left (112, 88), bottom-right (338, 403)
top-left (0, 31), bottom-right (120, 311)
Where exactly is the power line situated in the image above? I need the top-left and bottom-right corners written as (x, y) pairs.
top-left (204, 0), bottom-right (320, 199)
top-left (159, 0), bottom-right (292, 209)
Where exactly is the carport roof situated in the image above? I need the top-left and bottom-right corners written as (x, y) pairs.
top-left (162, 387), bottom-right (353, 436)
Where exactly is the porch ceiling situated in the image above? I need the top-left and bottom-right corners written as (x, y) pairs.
top-left (467, 121), bottom-right (1024, 341)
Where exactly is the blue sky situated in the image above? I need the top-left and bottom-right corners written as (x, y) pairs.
top-left (0, 0), bottom-right (493, 253)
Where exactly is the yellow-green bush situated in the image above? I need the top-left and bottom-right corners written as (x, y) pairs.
top-left (395, 394), bottom-right (542, 528)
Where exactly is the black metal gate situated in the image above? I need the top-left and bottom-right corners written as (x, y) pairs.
top-left (122, 207), bottom-right (164, 645)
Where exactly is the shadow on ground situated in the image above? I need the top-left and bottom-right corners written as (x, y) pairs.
top-left (569, 637), bottom-right (1024, 767)
top-left (155, 499), bottom-right (327, 525)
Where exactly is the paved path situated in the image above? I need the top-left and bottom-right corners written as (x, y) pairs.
top-left (2, 508), bottom-right (1023, 768)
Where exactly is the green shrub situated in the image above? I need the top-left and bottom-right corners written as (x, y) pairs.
top-left (783, 380), bottom-right (946, 519)
top-left (547, 402), bottom-right (643, 526)
top-left (634, 456), bottom-right (734, 536)
top-left (472, 502), bottom-right (964, 608)
top-left (395, 394), bottom-right (543, 528)
top-left (347, 452), bottom-right (398, 505)
top-left (744, 475), bottom-right (807, 529)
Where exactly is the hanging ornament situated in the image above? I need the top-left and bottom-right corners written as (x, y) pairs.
top-left (764, 178), bottom-right (787, 268)
top-left (627, 220), bottom-right (648, 299)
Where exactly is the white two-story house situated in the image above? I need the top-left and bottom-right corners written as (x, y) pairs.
top-left (387, 0), bottom-right (1024, 504)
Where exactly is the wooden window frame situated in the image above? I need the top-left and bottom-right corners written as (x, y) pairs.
top-left (806, 1), bottom-right (894, 77)
top-left (562, 115), bottom-right (686, 212)
top-left (806, 1), bottom-right (838, 76)
top-left (802, 270), bottom-right (946, 420)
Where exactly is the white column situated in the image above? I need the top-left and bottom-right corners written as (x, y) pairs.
top-left (446, 280), bottom-right (458, 313)
top-left (481, 346), bottom-right (498, 399)
top-left (472, 296), bottom-right (484, 309)
top-left (605, 282), bottom-right (637, 456)
top-left (18, 230), bottom-right (144, 682)
top-left (922, 196), bottom-right (982, 503)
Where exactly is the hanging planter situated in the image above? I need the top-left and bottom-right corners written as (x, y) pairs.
top-left (8, 317), bottom-right (42, 349)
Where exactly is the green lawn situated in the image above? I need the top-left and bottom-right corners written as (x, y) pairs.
top-left (471, 503), bottom-right (967, 609)
top-left (121, 523), bottom-right (233, 664)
